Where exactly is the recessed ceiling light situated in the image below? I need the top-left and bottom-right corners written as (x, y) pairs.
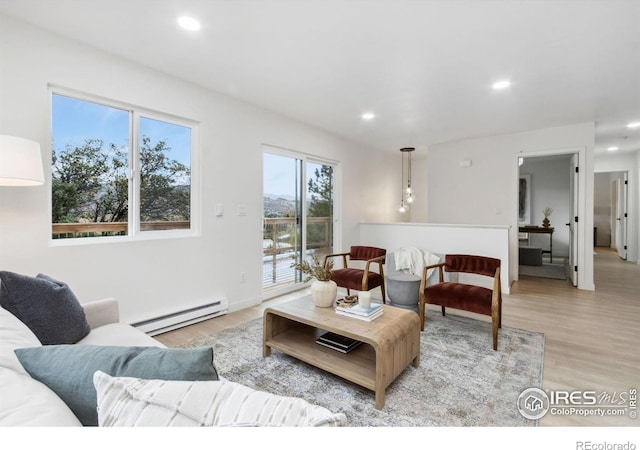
top-left (361, 112), bottom-right (376, 120)
top-left (178, 16), bottom-right (201, 31)
top-left (607, 146), bottom-right (619, 152)
top-left (492, 80), bottom-right (512, 90)
top-left (627, 121), bottom-right (640, 129)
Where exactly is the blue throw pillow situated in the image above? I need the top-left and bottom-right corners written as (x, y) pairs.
top-left (0, 271), bottom-right (90, 345)
top-left (15, 345), bottom-right (219, 426)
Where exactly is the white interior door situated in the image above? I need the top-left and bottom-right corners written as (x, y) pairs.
top-left (568, 154), bottom-right (579, 286)
top-left (618, 173), bottom-right (629, 260)
top-left (612, 179), bottom-right (619, 251)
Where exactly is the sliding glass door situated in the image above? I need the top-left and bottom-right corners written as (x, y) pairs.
top-left (262, 148), bottom-right (336, 293)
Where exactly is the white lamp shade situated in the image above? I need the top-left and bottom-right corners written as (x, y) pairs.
top-left (0, 135), bottom-right (45, 186)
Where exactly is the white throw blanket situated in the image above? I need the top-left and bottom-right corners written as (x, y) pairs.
top-left (394, 247), bottom-right (423, 275)
top-left (394, 247), bottom-right (441, 280)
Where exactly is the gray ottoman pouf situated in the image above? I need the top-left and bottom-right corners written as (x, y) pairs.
top-left (519, 246), bottom-right (542, 266)
top-left (386, 273), bottom-right (421, 313)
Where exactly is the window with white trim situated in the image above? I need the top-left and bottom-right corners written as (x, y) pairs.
top-left (51, 90), bottom-right (196, 241)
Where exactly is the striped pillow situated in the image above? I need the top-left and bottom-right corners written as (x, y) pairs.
top-left (94, 371), bottom-right (347, 427)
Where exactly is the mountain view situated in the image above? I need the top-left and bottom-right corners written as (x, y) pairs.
top-left (263, 194), bottom-right (296, 217)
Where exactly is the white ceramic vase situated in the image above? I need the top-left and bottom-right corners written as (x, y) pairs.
top-left (310, 280), bottom-right (337, 307)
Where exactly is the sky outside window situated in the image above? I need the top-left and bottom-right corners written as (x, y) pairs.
top-left (52, 94), bottom-right (129, 152)
top-left (139, 116), bottom-right (191, 168)
top-left (263, 155), bottom-right (329, 200)
top-left (52, 94), bottom-right (191, 168)
top-left (263, 152), bottom-right (298, 199)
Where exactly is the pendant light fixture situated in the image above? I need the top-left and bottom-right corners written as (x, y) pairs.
top-left (398, 147), bottom-right (415, 213)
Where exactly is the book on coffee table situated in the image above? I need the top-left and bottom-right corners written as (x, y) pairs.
top-left (315, 331), bottom-right (362, 353)
top-left (335, 301), bottom-right (383, 321)
top-left (335, 307), bottom-right (384, 321)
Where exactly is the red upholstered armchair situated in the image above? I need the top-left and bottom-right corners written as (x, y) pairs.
top-left (323, 246), bottom-right (387, 302)
top-left (419, 254), bottom-right (502, 350)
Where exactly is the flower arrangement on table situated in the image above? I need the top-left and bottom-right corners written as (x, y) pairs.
top-left (290, 254), bottom-right (336, 307)
top-left (542, 207), bottom-right (553, 228)
top-left (290, 254), bottom-right (333, 282)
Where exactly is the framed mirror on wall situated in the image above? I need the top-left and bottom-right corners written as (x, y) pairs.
top-left (519, 173), bottom-right (531, 225)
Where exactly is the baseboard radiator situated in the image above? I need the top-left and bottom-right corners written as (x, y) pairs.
top-left (131, 298), bottom-right (228, 336)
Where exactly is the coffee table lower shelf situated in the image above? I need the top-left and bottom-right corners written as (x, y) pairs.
top-left (265, 325), bottom-right (377, 391)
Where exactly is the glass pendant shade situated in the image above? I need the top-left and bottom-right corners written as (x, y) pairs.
top-left (398, 147), bottom-right (415, 212)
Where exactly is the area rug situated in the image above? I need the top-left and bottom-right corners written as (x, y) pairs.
top-left (519, 263), bottom-right (567, 280)
top-left (181, 314), bottom-right (544, 427)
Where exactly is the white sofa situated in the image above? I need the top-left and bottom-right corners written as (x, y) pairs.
top-left (0, 298), bottom-right (346, 427)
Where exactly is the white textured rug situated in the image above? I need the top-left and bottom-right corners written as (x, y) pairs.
top-left (182, 314), bottom-right (544, 427)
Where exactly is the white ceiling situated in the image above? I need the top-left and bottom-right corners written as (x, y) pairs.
top-left (1, 0), bottom-right (639, 156)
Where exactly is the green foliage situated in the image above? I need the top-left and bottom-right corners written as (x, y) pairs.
top-left (139, 136), bottom-right (190, 222)
top-left (51, 136), bottom-right (190, 225)
top-left (307, 165), bottom-right (333, 247)
top-left (52, 139), bottom-right (127, 223)
top-left (307, 165), bottom-right (333, 218)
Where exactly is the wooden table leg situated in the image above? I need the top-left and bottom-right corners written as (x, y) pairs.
top-left (263, 313), bottom-right (272, 357)
top-left (375, 389), bottom-right (385, 410)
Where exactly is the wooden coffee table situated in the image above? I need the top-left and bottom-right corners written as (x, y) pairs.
top-left (263, 295), bottom-right (420, 409)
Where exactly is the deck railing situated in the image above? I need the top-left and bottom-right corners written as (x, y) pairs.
top-left (262, 216), bottom-right (332, 289)
top-left (52, 221), bottom-right (190, 239)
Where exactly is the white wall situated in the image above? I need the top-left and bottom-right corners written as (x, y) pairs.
top-left (425, 123), bottom-right (595, 290)
top-left (594, 172), bottom-right (613, 247)
top-left (519, 156), bottom-right (571, 258)
top-left (359, 222), bottom-right (511, 294)
top-left (0, 15), bottom-right (397, 323)
top-left (594, 151), bottom-right (639, 263)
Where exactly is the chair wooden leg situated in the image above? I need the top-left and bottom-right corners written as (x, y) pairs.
top-left (492, 305), bottom-right (500, 351)
top-left (441, 306), bottom-right (446, 316)
top-left (419, 298), bottom-right (425, 331)
top-left (492, 290), bottom-right (501, 350)
top-left (380, 283), bottom-right (386, 304)
top-left (492, 317), bottom-right (498, 351)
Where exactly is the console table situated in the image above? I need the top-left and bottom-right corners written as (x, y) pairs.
top-left (519, 226), bottom-right (554, 262)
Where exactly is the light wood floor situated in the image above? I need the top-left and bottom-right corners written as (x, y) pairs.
top-left (155, 248), bottom-right (640, 426)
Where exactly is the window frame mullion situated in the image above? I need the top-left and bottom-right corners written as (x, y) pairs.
top-left (130, 110), bottom-right (140, 236)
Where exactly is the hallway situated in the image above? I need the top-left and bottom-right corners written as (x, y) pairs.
top-left (507, 247), bottom-right (639, 425)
